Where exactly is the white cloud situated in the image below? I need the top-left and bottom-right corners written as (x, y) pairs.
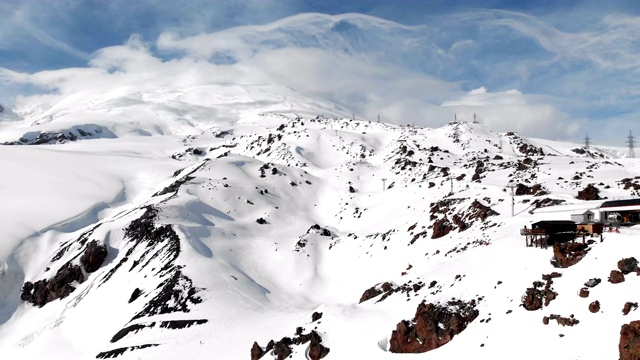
top-left (442, 87), bottom-right (584, 139)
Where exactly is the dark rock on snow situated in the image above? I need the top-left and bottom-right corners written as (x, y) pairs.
top-left (618, 257), bottom-right (639, 275)
top-left (389, 299), bottom-right (478, 353)
top-left (620, 320), bottom-right (640, 360)
top-left (623, 302), bottom-right (639, 316)
top-left (80, 240), bottom-right (108, 273)
top-left (609, 270), bottom-right (626, 284)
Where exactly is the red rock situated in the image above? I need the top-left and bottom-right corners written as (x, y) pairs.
top-left (623, 302), bottom-right (638, 316)
top-left (589, 300), bottom-right (600, 313)
top-left (620, 321), bottom-right (640, 360)
top-left (389, 299), bottom-right (478, 353)
top-left (579, 288), bottom-right (590, 298)
top-left (609, 270), bottom-right (626, 284)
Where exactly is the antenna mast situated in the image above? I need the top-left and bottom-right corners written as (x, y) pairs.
top-left (627, 130), bottom-right (636, 158)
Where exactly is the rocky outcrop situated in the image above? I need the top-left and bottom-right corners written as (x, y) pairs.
top-left (389, 299), bottom-right (478, 353)
top-left (620, 321), bottom-right (640, 360)
top-left (251, 342), bottom-right (264, 360)
top-left (252, 330), bottom-right (329, 360)
top-left (609, 270), bottom-right (626, 284)
top-left (522, 275), bottom-right (559, 311)
top-left (515, 183), bottom-right (547, 196)
top-left (431, 218), bottom-right (453, 239)
top-left (577, 184), bottom-right (601, 200)
top-left (618, 257), bottom-right (639, 274)
top-left (20, 262), bottom-right (85, 307)
top-left (551, 242), bottom-right (590, 268)
top-left (359, 282), bottom-right (393, 303)
top-left (80, 240), bottom-right (108, 273)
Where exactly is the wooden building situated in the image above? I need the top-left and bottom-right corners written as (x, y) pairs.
top-left (521, 220), bottom-right (576, 248)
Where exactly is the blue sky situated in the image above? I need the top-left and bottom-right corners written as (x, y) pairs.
top-left (1, 0), bottom-right (640, 145)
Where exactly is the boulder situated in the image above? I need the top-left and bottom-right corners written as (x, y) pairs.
top-left (80, 240), bottom-right (108, 273)
top-left (618, 258), bottom-right (639, 275)
top-left (551, 243), bottom-right (590, 268)
top-left (609, 270), bottom-right (626, 284)
top-left (623, 302), bottom-right (638, 316)
top-left (589, 300), bottom-right (600, 313)
top-left (620, 321), bottom-right (640, 360)
top-left (389, 299), bottom-right (478, 353)
top-left (250, 342), bottom-right (263, 360)
top-left (577, 184), bottom-right (601, 200)
top-left (579, 288), bottom-right (589, 298)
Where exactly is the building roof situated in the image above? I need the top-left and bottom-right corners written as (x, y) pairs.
top-left (600, 198), bottom-right (640, 209)
top-left (532, 220), bottom-right (576, 226)
top-left (571, 209), bottom-right (594, 215)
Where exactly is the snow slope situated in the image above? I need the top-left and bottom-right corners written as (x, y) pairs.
top-left (0, 87), bottom-right (639, 360)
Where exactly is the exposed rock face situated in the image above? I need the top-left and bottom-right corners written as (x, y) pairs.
top-left (623, 302), bottom-right (638, 316)
top-left (389, 299), bottom-right (478, 353)
top-left (516, 183), bottom-right (547, 196)
top-left (21, 262), bottom-right (85, 307)
top-left (551, 243), bottom-right (590, 268)
top-left (80, 240), bottom-right (108, 273)
top-left (589, 300), bottom-right (600, 313)
top-left (577, 184), bottom-right (601, 200)
top-left (311, 312), bottom-right (323, 322)
top-left (431, 218), bottom-right (453, 239)
top-left (359, 282), bottom-right (393, 303)
top-left (250, 342), bottom-right (264, 360)
top-left (609, 270), bottom-right (626, 284)
top-left (618, 257), bottom-right (639, 275)
top-left (252, 330), bottom-right (329, 360)
top-left (620, 321), bottom-right (640, 360)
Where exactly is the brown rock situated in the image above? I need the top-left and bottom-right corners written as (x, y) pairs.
top-left (308, 331), bottom-right (330, 360)
top-left (389, 299), bottom-right (478, 353)
top-left (551, 243), bottom-right (590, 268)
top-left (618, 258), bottom-right (639, 275)
top-left (577, 184), bottom-right (601, 200)
top-left (431, 218), bottom-right (453, 239)
top-left (579, 288), bottom-right (590, 298)
top-left (21, 262), bottom-right (85, 307)
top-left (589, 300), bottom-right (600, 313)
top-left (359, 282), bottom-right (394, 303)
top-left (609, 270), bottom-right (626, 284)
top-left (250, 341), bottom-right (264, 360)
top-left (623, 302), bottom-right (638, 316)
top-left (620, 320), bottom-right (640, 360)
top-left (80, 240), bottom-right (108, 273)
top-left (543, 316), bottom-right (550, 325)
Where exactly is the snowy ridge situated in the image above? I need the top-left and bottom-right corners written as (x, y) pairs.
top-left (0, 99), bottom-right (640, 359)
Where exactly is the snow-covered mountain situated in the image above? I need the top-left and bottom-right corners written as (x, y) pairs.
top-left (1, 16), bottom-right (640, 357)
top-left (1, 86), bottom-right (639, 360)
